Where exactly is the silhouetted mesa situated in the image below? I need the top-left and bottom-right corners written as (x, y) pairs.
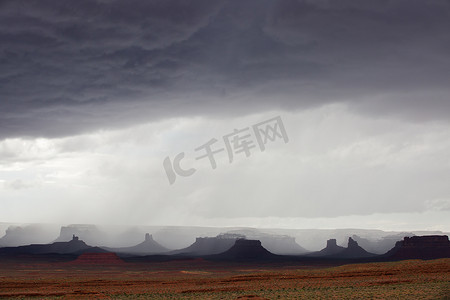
top-left (224, 229), bottom-right (308, 254)
top-left (0, 235), bottom-right (92, 255)
top-left (103, 233), bottom-right (168, 255)
top-left (309, 239), bottom-right (346, 257)
top-left (385, 235), bottom-right (450, 260)
top-left (212, 239), bottom-right (277, 261)
top-left (307, 237), bottom-right (375, 258)
top-left (338, 237), bottom-right (376, 258)
top-left (170, 235), bottom-right (239, 256)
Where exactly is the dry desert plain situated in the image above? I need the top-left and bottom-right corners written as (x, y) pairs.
top-left (0, 257), bottom-right (449, 299)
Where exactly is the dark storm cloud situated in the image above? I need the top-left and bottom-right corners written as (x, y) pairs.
top-left (0, 0), bottom-right (449, 139)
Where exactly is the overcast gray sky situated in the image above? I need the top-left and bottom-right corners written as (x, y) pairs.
top-left (0, 0), bottom-right (449, 231)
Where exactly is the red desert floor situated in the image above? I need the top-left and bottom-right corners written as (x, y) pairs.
top-left (0, 258), bottom-right (449, 299)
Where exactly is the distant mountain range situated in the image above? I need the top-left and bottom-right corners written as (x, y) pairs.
top-left (168, 231), bottom-right (308, 256)
top-left (1, 232), bottom-right (448, 263)
top-left (0, 223), bottom-right (59, 247)
top-left (1, 223), bottom-right (448, 253)
top-left (1, 223), bottom-right (450, 263)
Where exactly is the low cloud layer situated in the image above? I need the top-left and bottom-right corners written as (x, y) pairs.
top-left (1, 107), bottom-right (449, 229)
top-left (1, 0), bottom-right (449, 139)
